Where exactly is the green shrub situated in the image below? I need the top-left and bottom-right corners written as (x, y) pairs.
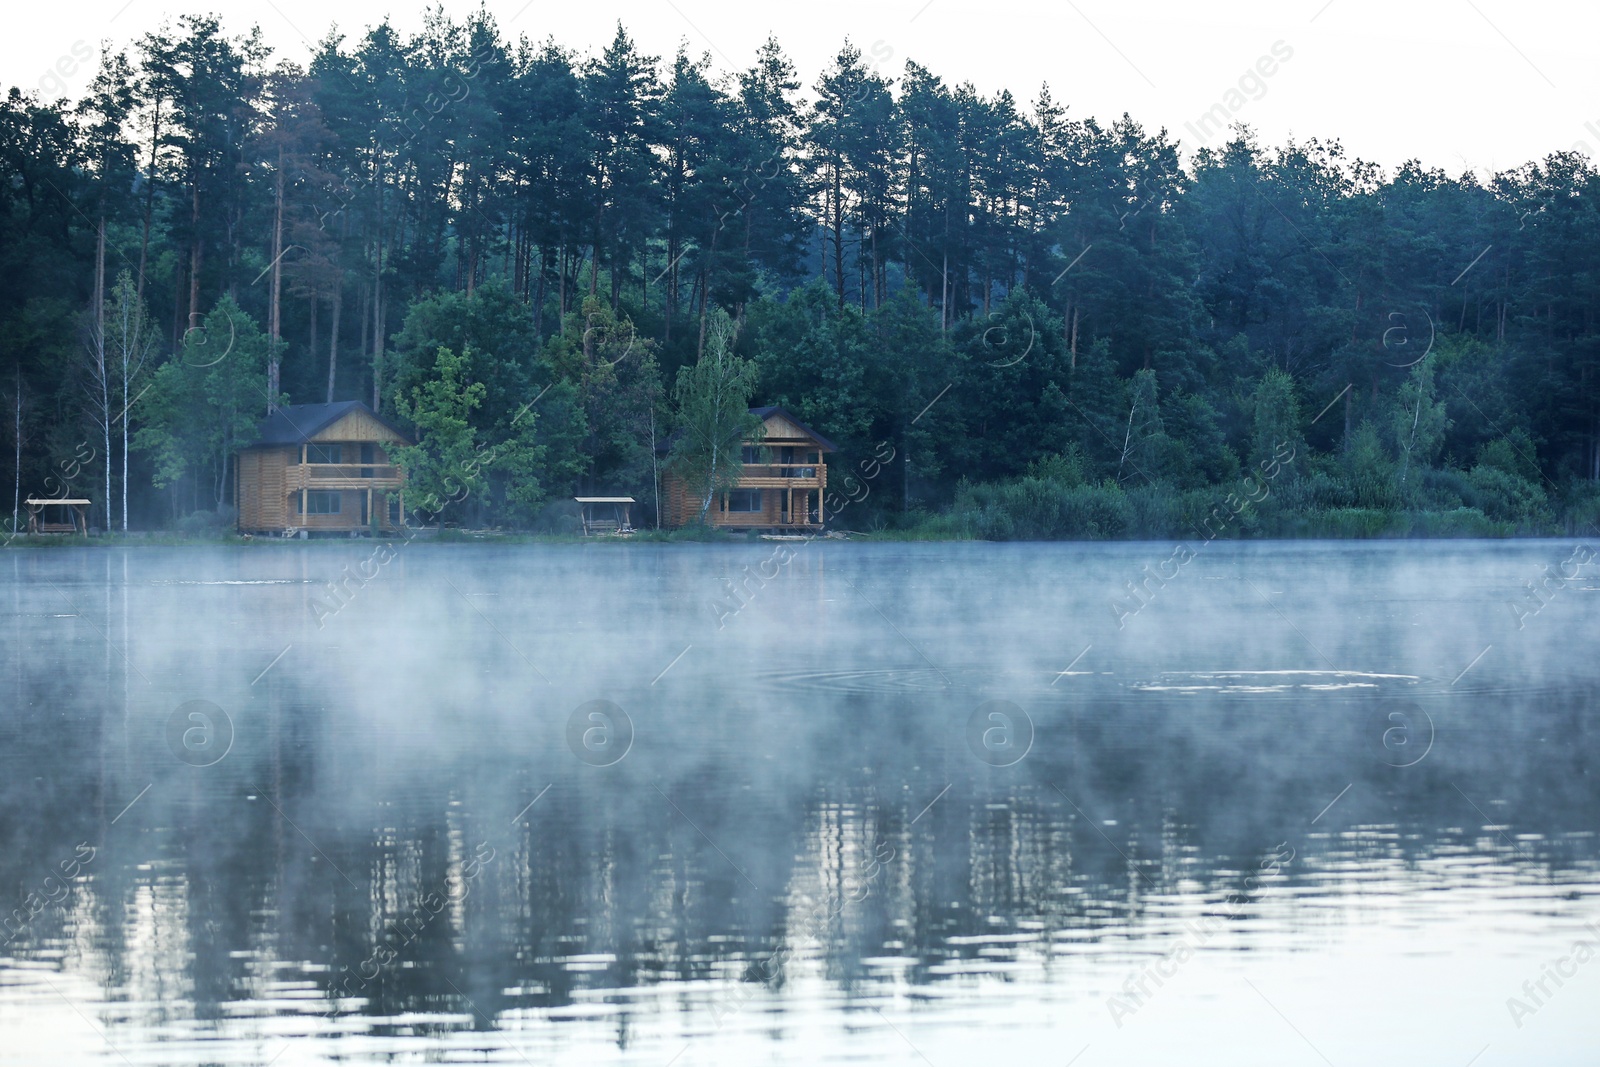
top-left (1466, 464), bottom-right (1549, 526)
top-left (1125, 483), bottom-right (1180, 539)
top-left (946, 476), bottom-right (1132, 540)
top-left (1420, 467), bottom-right (1474, 510)
top-left (1287, 508), bottom-right (1407, 538)
top-left (1405, 508), bottom-right (1511, 538)
top-left (1558, 485), bottom-right (1600, 535)
top-left (1476, 431), bottom-right (1543, 483)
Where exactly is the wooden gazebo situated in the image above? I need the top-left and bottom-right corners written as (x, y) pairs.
top-left (25, 498), bottom-right (89, 535)
top-left (575, 497), bottom-right (635, 536)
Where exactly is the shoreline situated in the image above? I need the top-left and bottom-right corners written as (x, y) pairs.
top-left (3, 527), bottom-right (1594, 549)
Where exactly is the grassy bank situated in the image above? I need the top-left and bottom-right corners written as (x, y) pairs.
top-left (7, 482), bottom-right (1597, 548)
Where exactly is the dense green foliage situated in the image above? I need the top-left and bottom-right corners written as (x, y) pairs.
top-left (667, 310), bottom-right (762, 525)
top-left (4, 11), bottom-right (1599, 537)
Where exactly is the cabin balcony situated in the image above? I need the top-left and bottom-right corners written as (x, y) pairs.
top-left (734, 464), bottom-right (828, 490)
top-left (285, 462), bottom-right (405, 491)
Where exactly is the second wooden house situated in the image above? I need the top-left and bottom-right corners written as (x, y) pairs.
top-left (661, 406), bottom-right (836, 531)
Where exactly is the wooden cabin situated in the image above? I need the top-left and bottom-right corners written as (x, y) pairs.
top-left (661, 406), bottom-right (835, 531)
top-left (235, 402), bottom-right (410, 535)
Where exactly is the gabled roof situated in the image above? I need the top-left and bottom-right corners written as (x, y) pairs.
top-left (653, 406), bottom-right (841, 455)
top-left (246, 402), bottom-right (410, 448)
top-left (749, 406), bottom-right (839, 452)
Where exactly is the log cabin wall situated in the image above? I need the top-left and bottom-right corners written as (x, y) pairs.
top-left (236, 446), bottom-right (296, 530)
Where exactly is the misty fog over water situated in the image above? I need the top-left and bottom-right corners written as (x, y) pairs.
top-left (2, 540), bottom-right (1597, 1065)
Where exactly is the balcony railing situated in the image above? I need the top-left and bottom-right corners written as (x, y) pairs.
top-left (287, 463), bottom-right (402, 490)
top-left (732, 460), bottom-right (825, 489)
top-left (739, 463), bottom-right (825, 479)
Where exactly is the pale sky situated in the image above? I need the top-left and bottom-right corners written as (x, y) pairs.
top-left (9, 0), bottom-right (1599, 175)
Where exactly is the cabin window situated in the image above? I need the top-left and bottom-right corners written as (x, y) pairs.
top-left (741, 445), bottom-right (763, 464)
top-left (299, 490), bottom-right (342, 515)
top-left (359, 443), bottom-right (376, 464)
top-left (726, 489), bottom-right (763, 513)
top-left (307, 444), bottom-right (341, 464)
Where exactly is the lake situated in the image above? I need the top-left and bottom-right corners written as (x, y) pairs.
top-left (1, 539), bottom-right (1597, 1065)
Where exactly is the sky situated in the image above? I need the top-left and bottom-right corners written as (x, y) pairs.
top-left (6, 0), bottom-right (1599, 175)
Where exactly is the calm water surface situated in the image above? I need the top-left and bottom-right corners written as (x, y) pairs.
top-left (1, 540), bottom-right (1597, 1065)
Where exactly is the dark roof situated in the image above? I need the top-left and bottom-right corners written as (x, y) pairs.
top-left (246, 401), bottom-right (410, 448)
top-left (749, 406), bottom-right (839, 452)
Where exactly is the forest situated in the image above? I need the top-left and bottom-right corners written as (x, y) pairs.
top-left (3, 8), bottom-right (1599, 539)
